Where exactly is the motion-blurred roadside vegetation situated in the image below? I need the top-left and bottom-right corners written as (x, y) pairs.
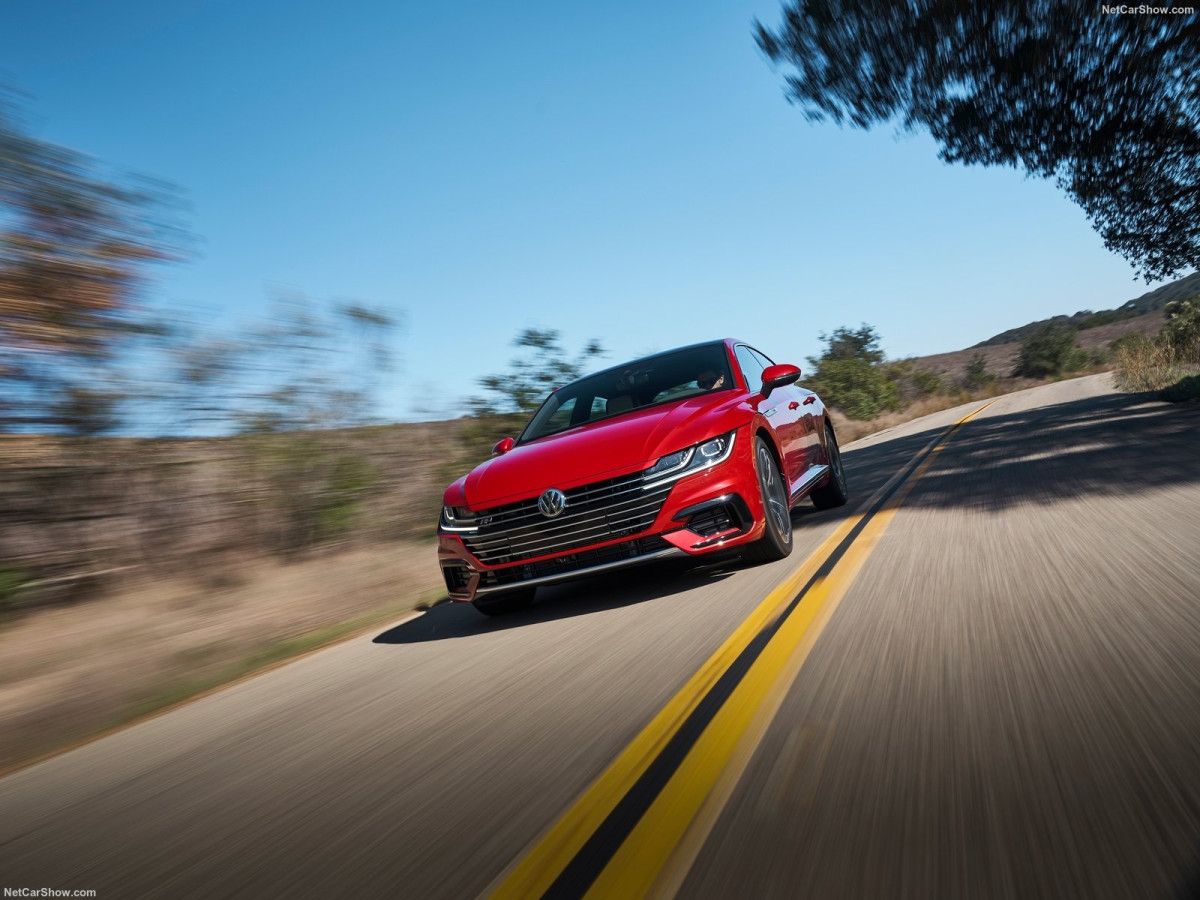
top-left (0, 92), bottom-right (442, 614)
top-left (0, 91), bottom-right (178, 436)
top-left (1113, 298), bottom-right (1200, 398)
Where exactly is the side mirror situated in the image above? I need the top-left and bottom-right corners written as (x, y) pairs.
top-left (760, 363), bottom-right (802, 397)
top-left (492, 436), bottom-right (515, 456)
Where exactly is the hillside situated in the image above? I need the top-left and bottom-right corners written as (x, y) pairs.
top-left (973, 271), bottom-right (1200, 348)
top-left (1118, 271), bottom-right (1200, 313)
top-left (907, 309), bottom-right (1167, 383)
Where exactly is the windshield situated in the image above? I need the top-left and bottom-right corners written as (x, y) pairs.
top-left (519, 343), bottom-right (734, 443)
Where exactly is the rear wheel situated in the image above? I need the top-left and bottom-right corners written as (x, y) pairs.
top-left (744, 436), bottom-right (793, 563)
top-left (810, 423), bottom-right (848, 510)
top-left (472, 587), bottom-right (536, 616)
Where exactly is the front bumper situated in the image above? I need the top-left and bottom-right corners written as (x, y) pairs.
top-left (437, 431), bottom-right (766, 602)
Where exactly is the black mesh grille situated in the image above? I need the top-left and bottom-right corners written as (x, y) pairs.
top-left (478, 535), bottom-right (673, 589)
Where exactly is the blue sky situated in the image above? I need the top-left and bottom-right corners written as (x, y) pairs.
top-left (1, 0), bottom-right (1177, 422)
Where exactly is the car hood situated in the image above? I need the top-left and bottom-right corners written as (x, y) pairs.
top-left (460, 392), bottom-right (747, 508)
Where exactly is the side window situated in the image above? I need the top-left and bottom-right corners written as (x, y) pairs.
top-left (734, 345), bottom-right (766, 394)
top-left (749, 347), bottom-right (775, 370)
top-left (542, 396), bottom-right (578, 433)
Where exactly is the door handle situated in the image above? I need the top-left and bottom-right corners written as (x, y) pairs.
top-left (788, 401), bottom-right (800, 410)
top-left (803, 396), bottom-right (816, 405)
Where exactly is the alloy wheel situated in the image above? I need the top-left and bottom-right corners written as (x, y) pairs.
top-left (757, 444), bottom-right (791, 541)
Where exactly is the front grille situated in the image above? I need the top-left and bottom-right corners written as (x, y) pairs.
top-left (461, 468), bottom-right (675, 565)
top-left (478, 535), bottom-right (673, 589)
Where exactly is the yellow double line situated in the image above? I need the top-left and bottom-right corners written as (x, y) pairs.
top-left (489, 401), bottom-right (995, 899)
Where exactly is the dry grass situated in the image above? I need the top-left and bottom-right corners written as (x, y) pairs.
top-left (0, 420), bottom-right (488, 611)
top-left (0, 540), bottom-right (444, 772)
top-left (1112, 332), bottom-right (1200, 393)
top-left (830, 387), bottom-right (1009, 444)
top-left (827, 363), bottom-right (1126, 445)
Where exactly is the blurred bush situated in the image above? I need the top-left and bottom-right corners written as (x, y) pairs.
top-left (1013, 324), bottom-right (1086, 379)
top-left (883, 359), bottom-right (947, 407)
top-left (471, 327), bottom-right (605, 417)
top-left (0, 421), bottom-right (472, 611)
top-left (0, 285), bottom-right (410, 609)
top-left (804, 325), bottom-right (900, 420)
top-left (962, 353), bottom-right (998, 390)
top-left (0, 91), bottom-right (182, 435)
top-left (1114, 334), bottom-right (1185, 392)
top-left (1163, 299), bottom-right (1200, 363)
top-left (1113, 298), bottom-right (1200, 395)
top-left (0, 91), bottom-right (428, 612)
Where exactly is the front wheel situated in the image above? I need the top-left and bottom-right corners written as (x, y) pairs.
top-left (810, 423), bottom-right (848, 510)
top-left (744, 436), bottom-right (794, 563)
top-left (472, 587), bottom-right (536, 616)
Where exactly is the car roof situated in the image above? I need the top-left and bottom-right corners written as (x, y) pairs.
top-left (565, 338), bottom-right (744, 387)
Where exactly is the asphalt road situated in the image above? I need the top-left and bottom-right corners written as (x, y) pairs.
top-left (2, 374), bottom-right (1198, 899)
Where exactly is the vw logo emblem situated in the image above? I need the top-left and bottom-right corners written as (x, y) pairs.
top-left (538, 488), bottom-right (567, 518)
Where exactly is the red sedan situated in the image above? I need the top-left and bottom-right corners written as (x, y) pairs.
top-left (437, 339), bottom-right (848, 614)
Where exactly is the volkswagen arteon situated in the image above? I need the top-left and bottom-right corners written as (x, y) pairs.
top-left (437, 339), bottom-right (848, 614)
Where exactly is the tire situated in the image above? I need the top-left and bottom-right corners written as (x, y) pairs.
top-left (472, 587), bottom-right (537, 616)
top-left (744, 436), bottom-right (794, 563)
top-left (810, 423), bottom-right (849, 510)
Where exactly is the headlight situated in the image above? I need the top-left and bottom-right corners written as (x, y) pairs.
top-left (441, 506), bottom-right (478, 532)
top-left (645, 431), bottom-right (736, 484)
